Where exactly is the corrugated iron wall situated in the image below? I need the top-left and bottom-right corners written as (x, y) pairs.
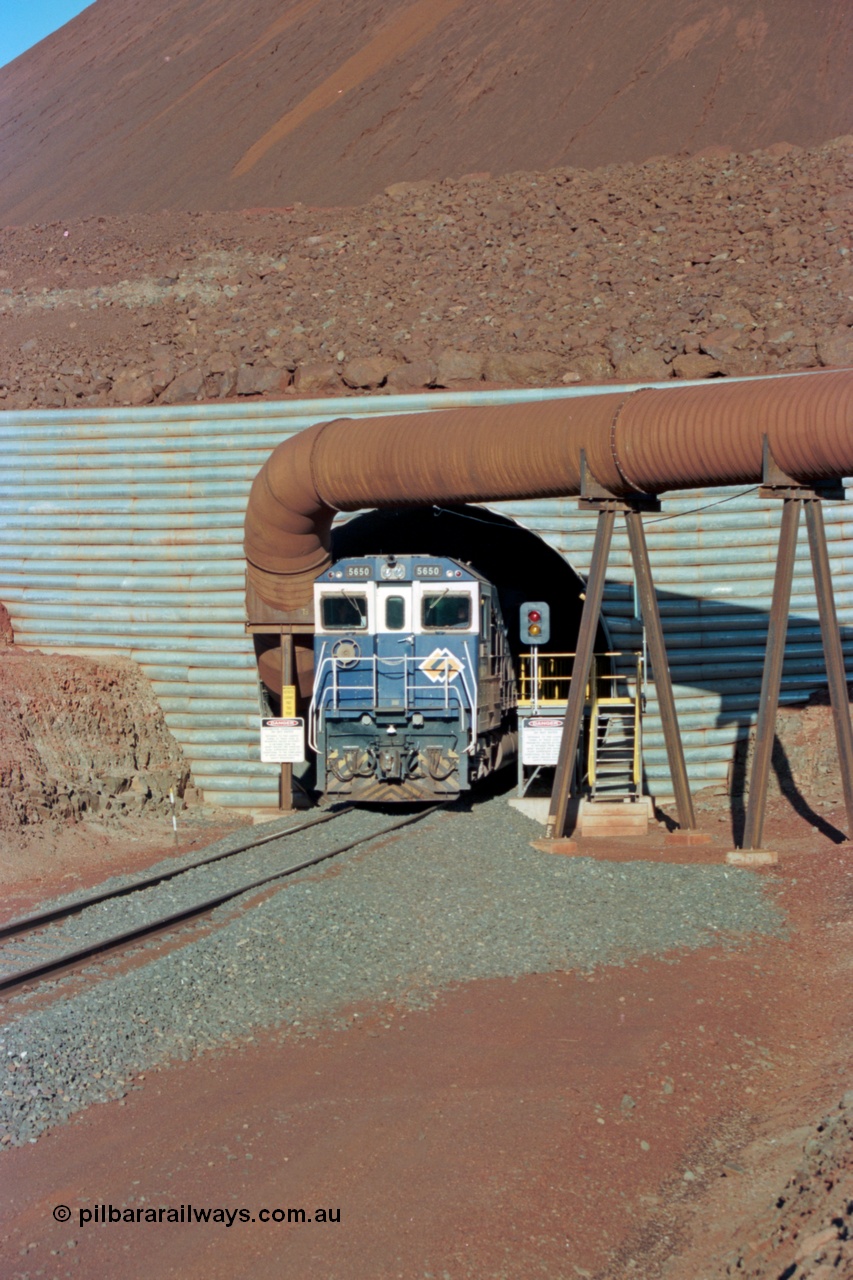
top-left (2, 387), bottom-right (851, 808)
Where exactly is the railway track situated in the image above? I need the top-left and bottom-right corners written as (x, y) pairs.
top-left (0, 804), bottom-right (445, 997)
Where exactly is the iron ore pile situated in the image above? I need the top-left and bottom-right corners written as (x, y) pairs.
top-left (0, 648), bottom-right (191, 833)
top-left (721, 1090), bottom-right (853, 1279)
top-left (0, 796), bottom-right (783, 1147)
top-left (0, 136), bottom-right (851, 411)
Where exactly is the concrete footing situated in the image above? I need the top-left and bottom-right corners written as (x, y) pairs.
top-left (665, 830), bottom-right (715, 846)
top-left (509, 794), bottom-right (653, 838)
top-left (725, 849), bottom-right (779, 866)
top-left (529, 838), bottom-right (579, 855)
top-left (249, 807), bottom-right (298, 825)
top-left (508, 797), bottom-right (578, 826)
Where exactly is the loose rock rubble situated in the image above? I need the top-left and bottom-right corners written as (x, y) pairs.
top-left (722, 1093), bottom-right (853, 1279)
top-left (0, 648), bottom-right (191, 832)
top-left (1, 137), bottom-right (851, 411)
top-left (734, 687), bottom-right (853, 810)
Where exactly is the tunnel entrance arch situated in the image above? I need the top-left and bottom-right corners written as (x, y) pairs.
top-left (330, 504), bottom-right (610, 663)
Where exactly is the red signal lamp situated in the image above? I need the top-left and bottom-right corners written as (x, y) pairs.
top-left (520, 601), bottom-right (550, 645)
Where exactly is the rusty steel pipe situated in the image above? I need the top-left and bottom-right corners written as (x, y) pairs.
top-left (244, 371), bottom-right (853, 613)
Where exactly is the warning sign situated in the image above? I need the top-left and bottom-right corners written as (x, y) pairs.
top-left (260, 718), bottom-right (305, 764)
top-left (520, 716), bottom-right (564, 766)
top-left (281, 684), bottom-right (297, 718)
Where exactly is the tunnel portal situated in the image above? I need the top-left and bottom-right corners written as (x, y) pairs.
top-left (331, 504), bottom-right (609, 662)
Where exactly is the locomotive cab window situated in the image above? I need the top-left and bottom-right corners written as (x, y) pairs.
top-left (321, 593), bottom-right (368, 630)
top-left (385, 595), bottom-right (406, 631)
top-left (421, 592), bottom-right (471, 630)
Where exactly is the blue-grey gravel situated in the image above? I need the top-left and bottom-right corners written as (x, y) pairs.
top-left (0, 795), bottom-right (784, 1146)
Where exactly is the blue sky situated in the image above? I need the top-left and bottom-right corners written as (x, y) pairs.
top-left (1, 1), bottom-right (93, 69)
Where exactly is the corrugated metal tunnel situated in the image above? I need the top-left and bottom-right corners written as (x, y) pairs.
top-left (1, 372), bottom-right (852, 810)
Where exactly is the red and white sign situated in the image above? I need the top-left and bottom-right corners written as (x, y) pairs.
top-left (260, 718), bottom-right (305, 763)
top-left (520, 716), bottom-right (564, 766)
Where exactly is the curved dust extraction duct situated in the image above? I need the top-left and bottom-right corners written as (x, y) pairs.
top-left (245, 369), bottom-right (853, 620)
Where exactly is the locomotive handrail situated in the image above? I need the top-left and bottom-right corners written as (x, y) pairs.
top-left (461, 640), bottom-right (478, 755)
top-left (308, 652), bottom-right (475, 755)
top-left (309, 674), bottom-right (469, 754)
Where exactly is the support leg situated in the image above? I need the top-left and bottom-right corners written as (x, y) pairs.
top-left (742, 498), bottom-right (801, 849)
top-left (624, 509), bottom-right (695, 830)
top-left (805, 499), bottom-right (853, 835)
top-left (546, 509), bottom-right (615, 838)
top-left (279, 630), bottom-right (295, 813)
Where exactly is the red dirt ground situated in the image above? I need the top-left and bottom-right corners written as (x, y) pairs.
top-left (1, 793), bottom-right (851, 1280)
top-left (0, 809), bottom-right (252, 923)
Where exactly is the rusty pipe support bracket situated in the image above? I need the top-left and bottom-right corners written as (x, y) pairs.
top-left (577, 451), bottom-right (661, 512)
top-left (546, 504), bottom-right (614, 839)
top-left (805, 500), bottom-right (853, 838)
top-left (759, 435), bottom-right (845, 502)
top-left (579, 454), bottom-right (693, 829)
top-left (624, 508), bottom-right (696, 831)
top-left (741, 494), bottom-right (802, 851)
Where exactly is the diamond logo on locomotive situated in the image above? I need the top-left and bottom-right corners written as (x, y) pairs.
top-left (418, 647), bottom-right (464, 684)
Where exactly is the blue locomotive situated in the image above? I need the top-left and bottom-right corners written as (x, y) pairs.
top-left (309, 554), bottom-right (518, 801)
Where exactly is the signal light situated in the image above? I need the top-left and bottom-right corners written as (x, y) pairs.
top-left (520, 601), bottom-right (550, 646)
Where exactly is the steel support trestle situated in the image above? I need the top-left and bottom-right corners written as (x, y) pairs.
top-left (545, 508), bottom-right (615, 839)
top-left (805, 499), bottom-right (853, 835)
top-left (743, 439), bottom-right (851, 847)
top-left (624, 510), bottom-right (695, 831)
top-left (742, 497), bottom-right (801, 850)
top-left (547, 461), bottom-right (693, 839)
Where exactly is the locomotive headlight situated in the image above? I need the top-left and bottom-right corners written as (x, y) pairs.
top-left (360, 714), bottom-right (373, 725)
top-left (381, 556), bottom-right (406, 581)
top-left (411, 712), bottom-right (424, 727)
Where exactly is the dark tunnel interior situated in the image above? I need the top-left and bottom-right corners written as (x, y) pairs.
top-left (255, 503), bottom-right (610, 717)
top-left (331, 504), bottom-right (608, 660)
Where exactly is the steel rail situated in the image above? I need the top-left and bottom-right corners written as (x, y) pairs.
top-left (0, 805), bottom-right (445, 995)
top-left (0, 806), bottom-right (354, 942)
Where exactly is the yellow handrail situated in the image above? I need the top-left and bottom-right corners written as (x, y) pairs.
top-left (517, 651), bottom-right (641, 707)
top-left (587, 653), bottom-right (644, 791)
top-left (517, 650), bottom-right (644, 797)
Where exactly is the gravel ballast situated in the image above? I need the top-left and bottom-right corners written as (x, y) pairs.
top-left (0, 795), bottom-right (784, 1146)
top-left (0, 805), bottom-right (400, 980)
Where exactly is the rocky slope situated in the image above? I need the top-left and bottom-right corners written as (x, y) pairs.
top-left (1, 136), bottom-right (851, 411)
